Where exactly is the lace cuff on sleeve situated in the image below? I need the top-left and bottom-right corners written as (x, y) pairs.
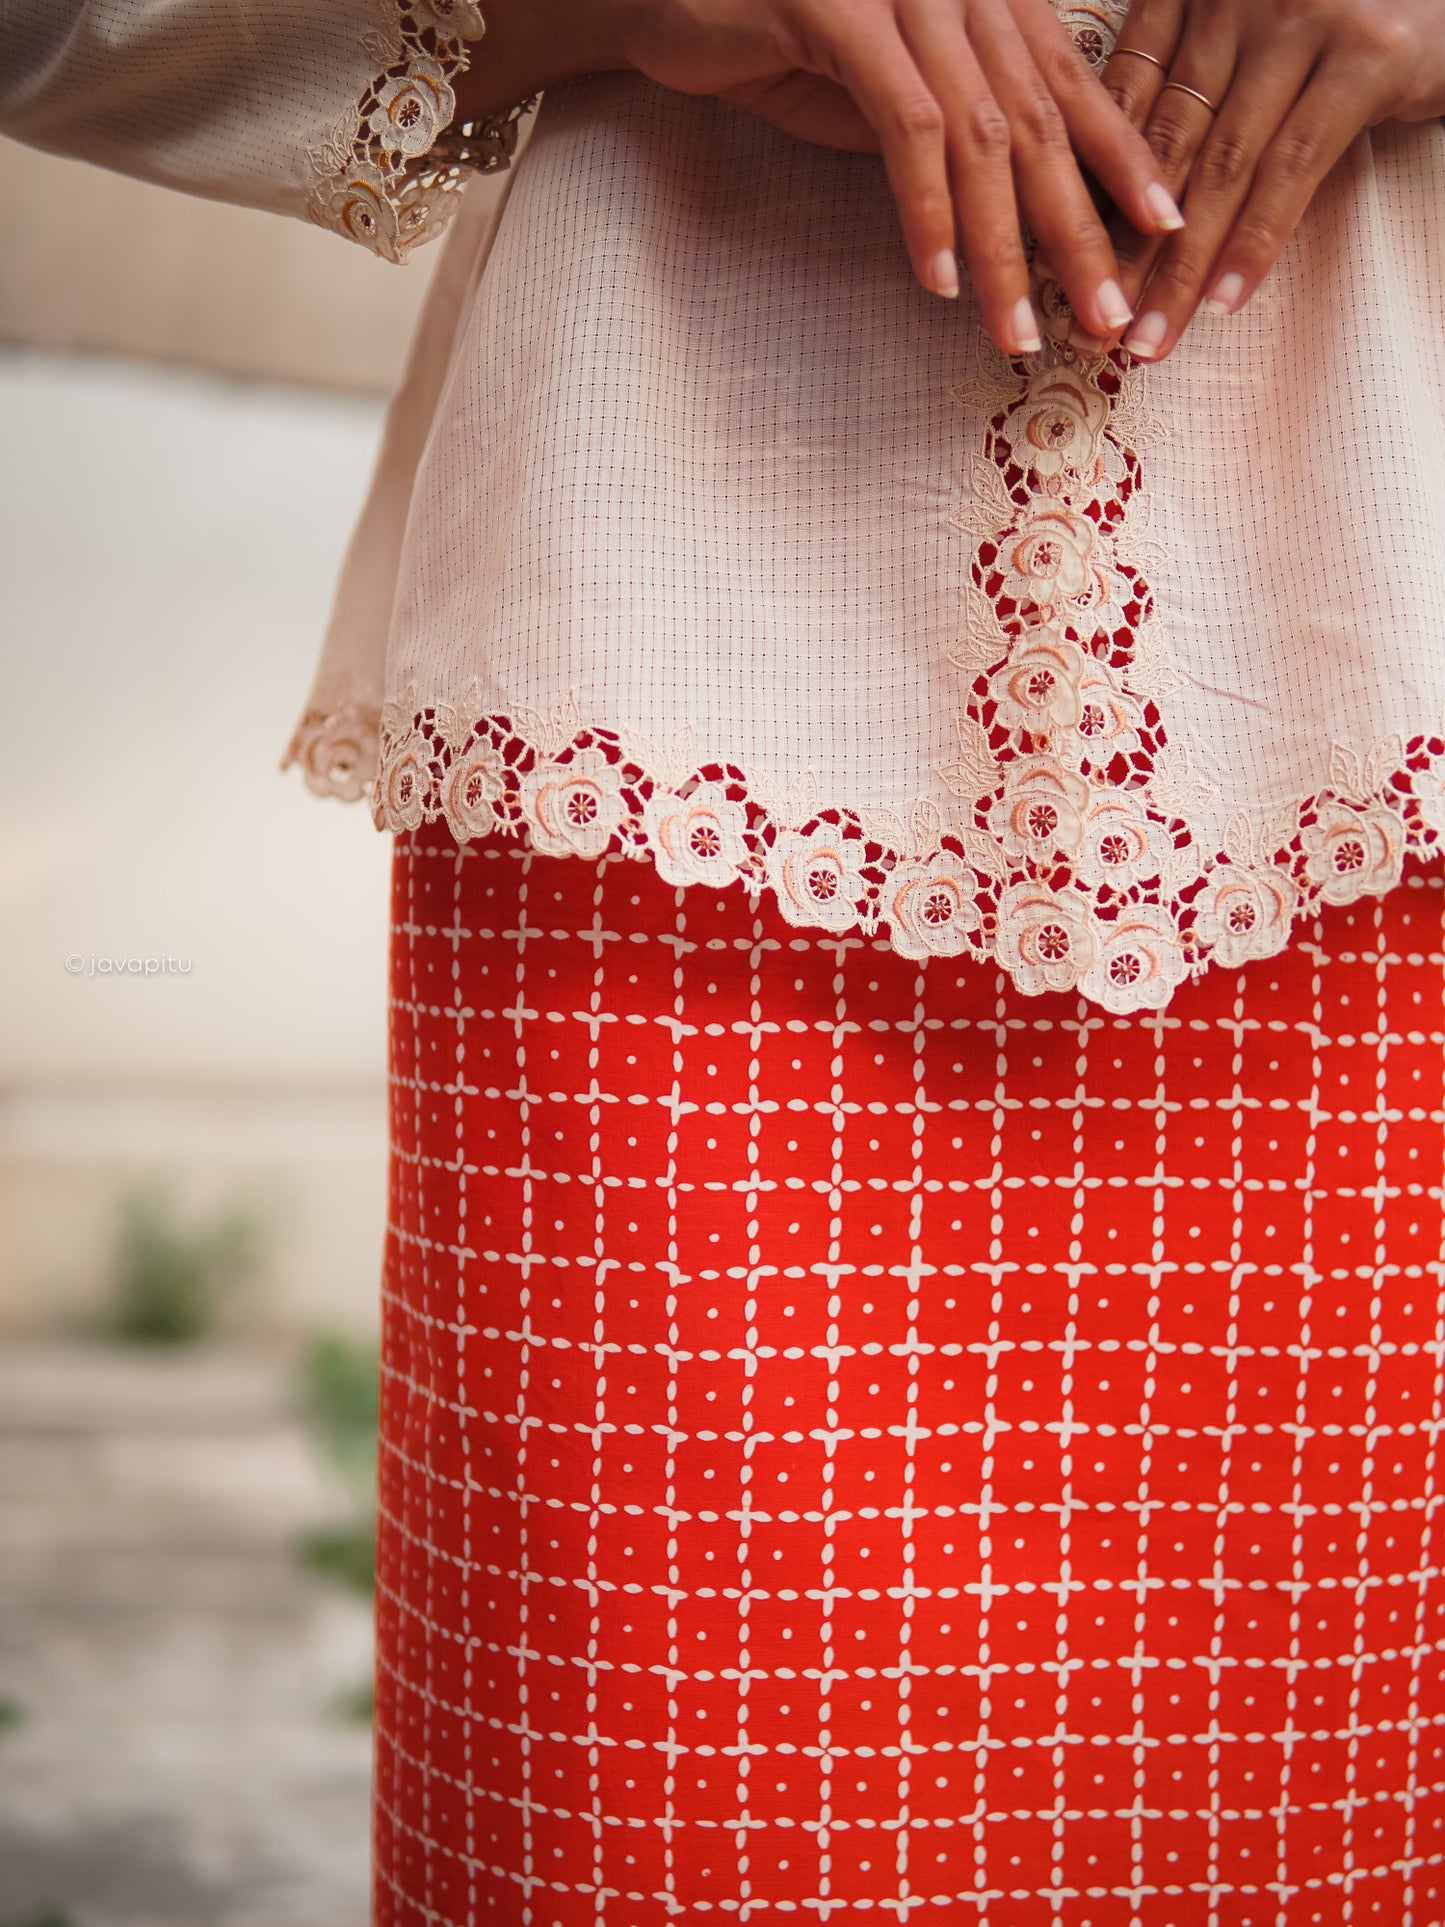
top-left (307, 2), bottom-right (534, 263)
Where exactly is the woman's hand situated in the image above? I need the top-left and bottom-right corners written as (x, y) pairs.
top-left (1090, 0), bottom-right (1445, 361)
top-left (459, 0), bottom-right (1185, 353)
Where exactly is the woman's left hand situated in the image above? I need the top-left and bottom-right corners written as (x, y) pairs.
top-left (1085, 0), bottom-right (1445, 360)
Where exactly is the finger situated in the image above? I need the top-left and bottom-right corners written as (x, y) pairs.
top-left (900, 0), bottom-right (1040, 353)
top-left (964, 0), bottom-right (1135, 340)
top-left (1103, 82), bottom-right (1215, 325)
top-left (1102, 0), bottom-right (1186, 129)
top-left (824, 19), bottom-right (959, 299)
top-left (1093, 0), bottom-right (1187, 323)
top-left (1193, 58), bottom-right (1385, 324)
top-left (1121, 54), bottom-right (1320, 361)
top-left (1008, 0), bottom-right (1186, 237)
top-left (1091, 18), bottom-right (1240, 340)
top-left (1071, 219), bottom-right (1155, 351)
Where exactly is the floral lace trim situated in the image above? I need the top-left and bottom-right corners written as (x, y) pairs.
top-left (286, 685), bottom-right (1445, 1012)
top-left (307, 1), bottom-right (534, 263)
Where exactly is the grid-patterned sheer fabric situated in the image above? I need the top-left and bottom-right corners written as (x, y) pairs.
top-left (377, 834), bottom-right (1445, 1923)
top-left (293, 42), bottom-right (1445, 1003)
top-left (1, 0), bottom-right (384, 222)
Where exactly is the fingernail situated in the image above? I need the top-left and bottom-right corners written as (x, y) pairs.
top-left (1068, 320), bottom-right (1107, 354)
top-left (1144, 182), bottom-right (1185, 232)
top-left (1010, 297), bottom-right (1043, 354)
top-left (932, 249), bottom-right (960, 299)
top-left (1203, 270), bottom-right (1246, 316)
top-left (1124, 308), bottom-right (1169, 359)
top-left (1096, 278), bottom-right (1133, 331)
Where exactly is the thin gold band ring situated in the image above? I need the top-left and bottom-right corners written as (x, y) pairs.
top-left (1160, 78), bottom-right (1220, 112)
top-left (1112, 47), bottom-right (1169, 73)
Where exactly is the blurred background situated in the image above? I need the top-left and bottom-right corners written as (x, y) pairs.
top-left (0, 134), bottom-right (436, 1927)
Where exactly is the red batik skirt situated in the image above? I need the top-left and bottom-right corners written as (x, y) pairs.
top-left (375, 831), bottom-right (1445, 1927)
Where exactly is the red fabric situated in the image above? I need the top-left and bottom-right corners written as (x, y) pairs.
top-left (375, 833), bottom-right (1445, 1926)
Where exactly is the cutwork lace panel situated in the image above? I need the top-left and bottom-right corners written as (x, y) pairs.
top-left (287, 317), bottom-right (1445, 1013)
top-left (306, 0), bottom-right (531, 261)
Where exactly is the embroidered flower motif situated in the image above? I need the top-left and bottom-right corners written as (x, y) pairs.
top-left (1194, 865), bottom-right (1297, 967)
top-left (1075, 791), bottom-right (1173, 892)
top-left (643, 783), bottom-right (750, 890)
top-left (369, 58), bottom-right (455, 159)
top-left (1301, 799), bottom-right (1407, 905)
top-left (988, 630), bottom-right (1086, 736)
top-left (311, 155), bottom-right (461, 263)
top-left (293, 682), bottom-right (1440, 1009)
top-left (769, 828), bottom-right (867, 933)
top-left (308, 4), bottom-right (525, 264)
top-left (885, 853), bottom-right (980, 959)
top-left (1082, 906), bottom-right (1189, 1014)
top-left (379, 729), bottom-right (435, 833)
top-left (521, 748), bottom-right (626, 860)
top-left (989, 755), bottom-right (1092, 865)
top-left (391, 176), bottom-right (463, 254)
top-left (994, 883), bottom-right (1099, 995)
top-left (1051, 0), bottom-right (1123, 70)
top-left (1018, 367), bottom-right (1110, 482)
top-left (1035, 278), bottom-right (1077, 346)
top-left (310, 164), bottom-right (404, 260)
top-left (1075, 665), bottom-right (1145, 761)
top-left (441, 742), bottom-right (507, 841)
top-left (1007, 506), bottom-right (1106, 618)
top-left (409, 0), bottom-right (488, 34)
top-left (291, 703), bottom-right (378, 803)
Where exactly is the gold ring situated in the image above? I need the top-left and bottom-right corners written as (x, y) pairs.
top-left (1161, 79), bottom-right (1220, 112)
top-left (1112, 47), bottom-right (1168, 73)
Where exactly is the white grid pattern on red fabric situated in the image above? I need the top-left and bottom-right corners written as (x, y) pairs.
top-left (374, 836), bottom-right (1445, 1927)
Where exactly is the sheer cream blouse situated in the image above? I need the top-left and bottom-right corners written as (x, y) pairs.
top-left (6, 0), bottom-right (1445, 1010)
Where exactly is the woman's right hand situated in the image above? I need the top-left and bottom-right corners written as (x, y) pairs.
top-left (464, 0), bottom-right (1185, 353)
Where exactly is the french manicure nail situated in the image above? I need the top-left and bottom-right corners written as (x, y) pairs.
top-left (1144, 182), bottom-right (1185, 232)
top-left (1010, 297), bottom-right (1043, 354)
top-left (1203, 270), bottom-right (1246, 316)
top-left (932, 249), bottom-right (960, 299)
top-left (1096, 278), bottom-right (1133, 331)
top-left (1124, 309), bottom-right (1169, 359)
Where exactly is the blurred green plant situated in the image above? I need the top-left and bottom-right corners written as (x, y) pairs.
top-left (298, 1519), bottom-right (377, 1598)
top-left (103, 1188), bottom-right (262, 1345)
top-left (296, 1330), bottom-right (380, 1602)
top-left (0, 1693), bottom-right (24, 1732)
top-left (0, 1908), bottom-right (77, 1927)
top-left (298, 1331), bottom-right (379, 1498)
top-left (332, 1674), bottom-right (376, 1725)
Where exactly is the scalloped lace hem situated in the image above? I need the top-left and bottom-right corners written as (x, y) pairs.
top-left (284, 693), bottom-right (1445, 1013)
top-left (306, 1), bottom-right (533, 263)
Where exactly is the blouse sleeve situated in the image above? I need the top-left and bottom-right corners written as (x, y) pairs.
top-left (0, 0), bottom-right (530, 261)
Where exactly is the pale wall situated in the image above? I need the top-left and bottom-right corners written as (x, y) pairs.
top-left (0, 130), bottom-right (477, 1336)
top-left (0, 352), bottom-right (395, 1335)
top-left (0, 137), bottom-right (431, 393)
